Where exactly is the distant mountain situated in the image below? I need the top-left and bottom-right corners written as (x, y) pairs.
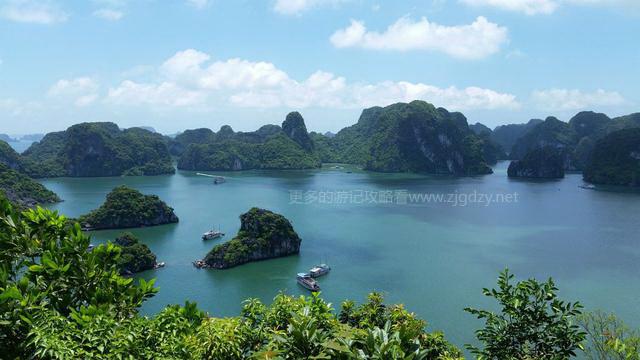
top-left (136, 126), bottom-right (157, 133)
top-left (584, 128), bottom-right (640, 187)
top-left (320, 101), bottom-right (495, 175)
top-left (22, 122), bottom-right (175, 178)
top-left (508, 146), bottom-right (565, 179)
top-left (20, 134), bottom-right (45, 141)
top-left (0, 134), bottom-right (17, 143)
top-left (509, 111), bottom-right (640, 172)
top-left (491, 119), bottom-right (544, 156)
top-left (177, 113), bottom-right (321, 171)
top-left (323, 131), bottom-right (336, 138)
top-left (510, 117), bottom-right (577, 164)
top-left (469, 122), bottom-right (492, 136)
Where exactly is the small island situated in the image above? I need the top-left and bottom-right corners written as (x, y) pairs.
top-left (79, 185), bottom-right (179, 230)
top-left (196, 207), bottom-right (301, 269)
top-left (114, 232), bottom-right (162, 275)
top-left (508, 146), bottom-right (565, 179)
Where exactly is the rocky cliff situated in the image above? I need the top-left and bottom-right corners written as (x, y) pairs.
top-left (177, 113), bottom-right (321, 171)
top-left (328, 101), bottom-right (494, 175)
top-left (583, 128), bottom-right (640, 187)
top-left (79, 185), bottom-right (179, 230)
top-left (0, 163), bottom-right (61, 208)
top-left (22, 123), bottom-right (175, 178)
top-left (507, 147), bottom-right (565, 179)
top-left (202, 208), bottom-right (301, 269)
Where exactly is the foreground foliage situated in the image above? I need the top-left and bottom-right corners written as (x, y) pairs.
top-left (465, 269), bottom-right (586, 359)
top-left (0, 197), bottom-right (462, 359)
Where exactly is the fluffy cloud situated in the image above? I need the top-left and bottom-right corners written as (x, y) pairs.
top-left (273, 0), bottom-right (347, 15)
top-left (48, 77), bottom-right (99, 107)
top-left (330, 16), bottom-right (508, 60)
top-left (93, 8), bottom-right (123, 21)
top-left (460, 0), bottom-right (639, 15)
top-left (108, 49), bottom-right (519, 111)
top-left (0, 0), bottom-right (68, 24)
top-left (531, 89), bottom-right (625, 111)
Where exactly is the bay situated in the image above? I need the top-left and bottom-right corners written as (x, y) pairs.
top-left (41, 161), bottom-right (640, 349)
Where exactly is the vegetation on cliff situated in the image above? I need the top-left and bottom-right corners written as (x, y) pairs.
top-left (508, 146), bottom-right (566, 179)
top-left (177, 113), bottom-right (321, 171)
top-left (114, 232), bottom-right (158, 274)
top-left (583, 128), bottom-right (640, 187)
top-left (0, 140), bottom-right (23, 171)
top-left (0, 163), bottom-right (60, 207)
top-left (491, 119), bottom-right (544, 156)
top-left (203, 207), bottom-right (301, 269)
top-left (21, 122), bottom-right (174, 178)
top-left (318, 101), bottom-right (495, 175)
top-left (79, 185), bottom-right (179, 230)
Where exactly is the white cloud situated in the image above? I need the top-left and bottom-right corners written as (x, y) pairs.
top-left (531, 89), bottom-right (625, 111)
top-left (0, 0), bottom-right (68, 24)
top-left (108, 49), bottom-right (519, 111)
top-left (273, 0), bottom-right (347, 15)
top-left (48, 77), bottom-right (99, 107)
top-left (460, 0), bottom-right (639, 15)
top-left (93, 8), bottom-right (123, 21)
top-left (460, 0), bottom-right (558, 15)
top-left (107, 80), bottom-right (207, 107)
top-left (330, 16), bottom-right (508, 60)
top-left (186, 0), bottom-right (210, 9)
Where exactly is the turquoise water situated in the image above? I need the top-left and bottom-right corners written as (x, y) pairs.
top-left (41, 161), bottom-right (640, 349)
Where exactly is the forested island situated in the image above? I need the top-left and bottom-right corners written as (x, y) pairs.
top-left (199, 207), bottom-right (302, 269)
top-left (20, 122), bottom-right (175, 178)
top-left (79, 185), bottom-right (179, 230)
top-left (114, 232), bottom-right (161, 275)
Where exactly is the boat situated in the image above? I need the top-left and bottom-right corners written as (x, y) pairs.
top-left (154, 262), bottom-right (166, 269)
top-left (296, 273), bottom-right (321, 291)
top-left (202, 229), bottom-right (224, 240)
top-left (309, 264), bottom-right (331, 278)
top-left (579, 184), bottom-right (596, 190)
top-left (196, 173), bottom-right (226, 184)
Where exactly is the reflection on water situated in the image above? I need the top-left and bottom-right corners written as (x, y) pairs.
top-left (40, 161), bottom-right (640, 349)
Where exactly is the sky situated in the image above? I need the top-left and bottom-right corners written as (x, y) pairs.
top-left (0, 0), bottom-right (638, 135)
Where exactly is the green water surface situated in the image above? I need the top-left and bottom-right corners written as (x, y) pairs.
top-left (41, 161), bottom-right (640, 349)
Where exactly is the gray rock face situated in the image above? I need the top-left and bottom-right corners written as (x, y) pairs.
top-left (282, 112), bottom-right (314, 152)
top-left (203, 208), bottom-right (301, 269)
top-left (508, 146), bottom-right (565, 179)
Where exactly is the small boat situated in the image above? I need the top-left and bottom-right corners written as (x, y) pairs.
top-left (202, 229), bottom-right (224, 240)
top-left (196, 173), bottom-right (226, 184)
top-left (154, 262), bottom-right (166, 269)
top-left (579, 184), bottom-right (596, 190)
top-left (297, 273), bottom-right (321, 292)
top-left (309, 264), bottom-right (331, 278)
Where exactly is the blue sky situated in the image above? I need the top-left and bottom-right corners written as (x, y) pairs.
top-left (0, 0), bottom-right (638, 134)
